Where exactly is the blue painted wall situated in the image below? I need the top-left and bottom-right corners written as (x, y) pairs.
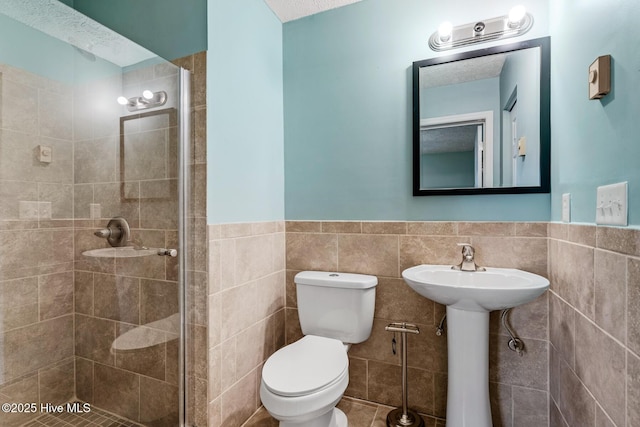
top-left (207, 0), bottom-right (285, 223)
top-left (550, 0), bottom-right (640, 226)
top-left (499, 48), bottom-right (541, 187)
top-left (283, 0), bottom-right (551, 220)
top-left (422, 78), bottom-right (500, 186)
top-left (73, 0), bottom-right (206, 61)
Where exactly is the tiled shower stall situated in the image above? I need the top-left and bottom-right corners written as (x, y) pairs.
top-left (0, 20), bottom-right (207, 423)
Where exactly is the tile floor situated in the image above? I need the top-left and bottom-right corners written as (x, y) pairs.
top-left (242, 397), bottom-right (445, 427)
top-left (20, 403), bottom-right (143, 427)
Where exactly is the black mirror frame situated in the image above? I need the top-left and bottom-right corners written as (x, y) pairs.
top-left (412, 36), bottom-right (551, 196)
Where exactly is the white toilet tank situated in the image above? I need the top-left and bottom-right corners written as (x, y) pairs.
top-left (295, 271), bottom-right (377, 344)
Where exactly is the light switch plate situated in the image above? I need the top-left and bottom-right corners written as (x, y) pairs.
top-left (562, 193), bottom-right (571, 223)
top-left (596, 182), bottom-right (627, 226)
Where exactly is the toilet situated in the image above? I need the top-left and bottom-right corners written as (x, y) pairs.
top-left (260, 271), bottom-right (378, 427)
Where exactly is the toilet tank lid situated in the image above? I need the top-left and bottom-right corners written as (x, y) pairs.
top-left (295, 271), bottom-right (378, 289)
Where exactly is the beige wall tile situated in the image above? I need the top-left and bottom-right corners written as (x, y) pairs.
top-left (349, 318), bottom-right (400, 365)
top-left (458, 222), bottom-right (516, 236)
top-left (362, 222), bottom-right (407, 235)
top-left (220, 282), bottom-right (257, 341)
top-left (567, 224), bottom-right (596, 247)
top-left (491, 292), bottom-right (548, 341)
top-left (512, 386), bottom-right (548, 427)
top-left (39, 271), bottom-right (73, 320)
top-left (236, 234), bottom-right (274, 284)
top-left (338, 234), bottom-right (399, 277)
top-left (139, 376), bottom-right (179, 426)
top-left (515, 222), bottom-right (548, 237)
top-left (38, 359), bottom-right (74, 406)
top-left (374, 277), bottom-right (435, 326)
top-left (399, 235), bottom-right (462, 271)
top-left (3, 315), bottom-right (73, 381)
top-left (322, 221), bottom-right (362, 234)
top-left (0, 373), bottom-right (39, 426)
top-left (367, 360), bottom-right (434, 414)
top-left (628, 257), bottom-right (640, 355)
top-left (549, 240), bottom-right (594, 319)
top-left (221, 369), bottom-right (258, 426)
top-left (556, 356), bottom-right (595, 427)
top-left (489, 335), bottom-right (547, 391)
top-left (286, 221), bottom-right (322, 232)
top-left (140, 279), bottom-right (178, 327)
top-left (93, 274), bottom-right (140, 324)
top-left (75, 314), bottom-right (115, 366)
top-left (75, 357), bottom-right (94, 403)
top-left (574, 315), bottom-right (625, 427)
top-left (628, 351), bottom-right (640, 427)
top-left (0, 277), bottom-right (38, 332)
top-left (407, 221), bottom-right (457, 236)
top-left (549, 293), bottom-right (575, 369)
top-left (594, 249), bottom-right (626, 342)
top-left (286, 232), bottom-right (338, 271)
top-left (471, 236), bottom-right (548, 276)
top-left (345, 357), bottom-right (367, 400)
top-left (115, 325), bottom-right (166, 380)
top-left (597, 226), bottom-right (640, 257)
top-left (93, 364), bottom-right (140, 422)
top-left (489, 382), bottom-right (512, 427)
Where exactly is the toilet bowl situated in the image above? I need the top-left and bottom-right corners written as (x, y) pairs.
top-left (260, 335), bottom-right (349, 427)
top-left (259, 271), bottom-right (377, 427)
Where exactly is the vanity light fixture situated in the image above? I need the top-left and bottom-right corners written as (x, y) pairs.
top-left (429, 5), bottom-right (533, 51)
top-left (116, 90), bottom-right (168, 112)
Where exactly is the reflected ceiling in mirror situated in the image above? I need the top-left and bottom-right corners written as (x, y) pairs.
top-left (412, 37), bottom-right (550, 196)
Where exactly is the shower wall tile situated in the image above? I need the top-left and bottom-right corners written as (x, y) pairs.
top-left (115, 325), bottom-right (166, 380)
top-left (75, 357), bottom-right (94, 404)
top-left (93, 363), bottom-right (140, 422)
top-left (139, 376), bottom-right (179, 426)
top-left (93, 274), bottom-right (140, 324)
top-left (38, 271), bottom-right (74, 320)
top-left (0, 277), bottom-right (38, 332)
top-left (75, 314), bottom-right (116, 366)
top-left (1, 315), bottom-right (73, 382)
top-left (38, 358), bottom-right (75, 406)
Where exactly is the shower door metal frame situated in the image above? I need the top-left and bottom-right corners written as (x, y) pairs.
top-left (177, 67), bottom-right (191, 427)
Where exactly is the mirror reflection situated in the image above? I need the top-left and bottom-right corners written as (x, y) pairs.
top-left (413, 37), bottom-right (550, 195)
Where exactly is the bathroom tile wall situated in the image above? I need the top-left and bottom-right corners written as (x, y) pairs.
top-left (548, 223), bottom-right (640, 427)
top-left (207, 221), bottom-right (286, 426)
top-left (285, 221), bottom-right (549, 426)
top-left (0, 63), bottom-right (75, 427)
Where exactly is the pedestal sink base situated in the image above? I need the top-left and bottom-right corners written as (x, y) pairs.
top-left (446, 306), bottom-right (492, 427)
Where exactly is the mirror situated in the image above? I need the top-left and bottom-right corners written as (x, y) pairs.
top-left (412, 37), bottom-right (550, 196)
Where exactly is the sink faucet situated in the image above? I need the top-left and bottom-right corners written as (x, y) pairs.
top-left (452, 243), bottom-right (486, 272)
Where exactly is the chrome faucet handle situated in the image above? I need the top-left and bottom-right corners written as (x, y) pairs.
top-left (453, 243), bottom-right (485, 272)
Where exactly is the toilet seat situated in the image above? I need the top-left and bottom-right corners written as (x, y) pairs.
top-left (262, 335), bottom-right (348, 397)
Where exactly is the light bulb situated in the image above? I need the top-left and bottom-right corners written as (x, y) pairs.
top-left (438, 21), bottom-right (453, 42)
top-left (117, 96), bottom-right (128, 106)
top-left (142, 90), bottom-right (154, 100)
top-left (508, 5), bottom-right (526, 27)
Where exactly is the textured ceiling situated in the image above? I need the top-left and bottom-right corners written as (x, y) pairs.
top-left (264, 0), bottom-right (363, 22)
top-left (0, 0), bottom-right (155, 66)
top-left (420, 54), bottom-right (507, 89)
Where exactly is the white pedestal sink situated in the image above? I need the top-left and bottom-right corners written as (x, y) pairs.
top-left (402, 265), bottom-right (549, 427)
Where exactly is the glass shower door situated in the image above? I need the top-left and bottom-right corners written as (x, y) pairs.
top-left (0, 2), bottom-right (190, 426)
